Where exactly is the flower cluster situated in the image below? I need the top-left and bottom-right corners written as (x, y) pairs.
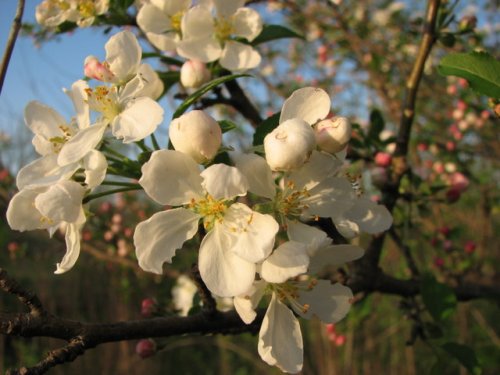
top-left (36, 0), bottom-right (109, 28)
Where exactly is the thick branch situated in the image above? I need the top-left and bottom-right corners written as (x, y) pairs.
top-left (224, 79), bottom-right (263, 127)
top-left (0, 268), bottom-right (45, 317)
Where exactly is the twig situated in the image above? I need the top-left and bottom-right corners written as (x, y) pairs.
top-left (0, 268), bottom-right (45, 317)
top-left (0, 0), bottom-right (25, 95)
top-left (190, 264), bottom-right (217, 316)
top-left (224, 79), bottom-right (263, 127)
top-left (389, 228), bottom-right (420, 277)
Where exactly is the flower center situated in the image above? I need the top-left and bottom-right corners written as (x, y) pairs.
top-left (188, 195), bottom-right (227, 230)
top-left (215, 17), bottom-right (234, 42)
top-left (49, 0), bottom-right (70, 11)
top-left (170, 11), bottom-right (184, 33)
top-left (49, 124), bottom-right (75, 154)
top-left (85, 86), bottom-right (120, 122)
top-left (274, 180), bottom-right (311, 223)
top-left (270, 279), bottom-right (318, 314)
top-left (78, 0), bottom-right (96, 18)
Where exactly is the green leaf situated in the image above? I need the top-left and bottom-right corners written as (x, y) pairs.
top-left (172, 74), bottom-right (250, 119)
top-left (218, 120), bottom-right (237, 133)
top-left (438, 52), bottom-right (500, 98)
top-left (442, 342), bottom-right (482, 375)
top-left (420, 273), bottom-right (457, 321)
top-left (368, 109), bottom-right (385, 140)
top-left (252, 112), bottom-right (281, 147)
top-left (252, 25), bottom-right (304, 46)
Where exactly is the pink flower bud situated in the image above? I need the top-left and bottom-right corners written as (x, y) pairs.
top-left (136, 339), bottom-right (156, 358)
top-left (445, 141), bottom-right (456, 151)
top-left (464, 240), bottom-right (476, 254)
top-left (180, 60), bottom-right (211, 89)
top-left (438, 226), bottom-right (451, 237)
top-left (264, 118), bottom-right (316, 171)
top-left (417, 143), bottom-right (428, 152)
top-left (325, 323), bottom-right (336, 335)
top-left (433, 162), bottom-right (445, 174)
top-left (334, 335), bottom-right (346, 346)
top-left (314, 116), bottom-right (351, 154)
top-left (84, 56), bottom-right (115, 82)
top-left (443, 239), bottom-right (453, 252)
top-left (141, 298), bottom-right (158, 317)
top-left (448, 172), bottom-right (469, 193)
top-left (374, 152), bottom-right (392, 168)
top-left (169, 110), bottom-right (222, 164)
top-left (446, 187), bottom-right (462, 203)
top-left (434, 257), bottom-right (444, 268)
top-left (7, 242), bottom-right (19, 252)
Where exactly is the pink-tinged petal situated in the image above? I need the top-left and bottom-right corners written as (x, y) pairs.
top-left (57, 123), bottom-right (107, 166)
top-left (344, 197), bottom-right (393, 234)
top-left (139, 150), bottom-right (204, 206)
top-left (232, 7), bottom-right (263, 41)
top-left (134, 208), bottom-right (201, 274)
top-left (7, 188), bottom-right (50, 231)
top-left (287, 221), bottom-right (330, 257)
top-left (54, 221), bottom-right (84, 274)
top-left (82, 150), bottom-right (107, 189)
top-left (16, 155), bottom-right (78, 190)
top-left (234, 280), bottom-right (266, 324)
top-left (201, 164), bottom-right (248, 200)
top-left (223, 203), bottom-right (278, 263)
top-left (280, 87), bottom-right (331, 125)
top-left (181, 5), bottom-right (214, 39)
top-left (220, 41), bottom-right (261, 71)
top-left (288, 150), bottom-right (343, 191)
top-left (260, 241), bottom-right (309, 283)
top-left (112, 97), bottom-right (163, 143)
top-left (308, 245), bottom-right (364, 274)
top-left (105, 31), bottom-right (141, 83)
top-left (258, 294), bottom-right (303, 374)
top-left (297, 281), bottom-right (353, 323)
top-left (177, 37), bottom-right (222, 63)
top-left (214, 0), bottom-right (245, 17)
top-left (231, 152), bottom-right (276, 199)
top-left (34, 180), bottom-right (85, 224)
top-left (198, 224), bottom-right (256, 297)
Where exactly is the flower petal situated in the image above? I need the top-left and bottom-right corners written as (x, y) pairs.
top-left (260, 241), bottom-right (309, 283)
top-left (64, 80), bottom-right (90, 129)
top-left (139, 150), bottom-right (204, 205)
top-left (57, 123), bottom-right (107, 166)
top-left (152, 0), bottom-right (191, 15)
top-left (287, 150), bottom-right (343, 191)
top-left (34, 180), bottom-right (85, 224)
top-left (54, 220), bottom-right (85, 274)
top-left (344, 197), bottom-right (393, 234)
top-left (280, 87), bottom-right (331, 125)
top-left (201, 164), bottom-right (248, 200)
top-left (223, 203), bottom-right (279, 263)
top-left (231, 152), bottom-right (275, 199)
top-left (177, 37), bottom-right (222, 63)
top-left (134, 208), bottom-right (201, 274)
top-left (258, 294), bottom-right (303, 374)
top-left (181, 5), bottom-right (214, 39)
top-left (7, 188), bottom-right (49, 231)
top-left (303, 176), bottom-right (356, 219)
top-left (287, 221), bottom-right (330, 257)
top-left (232, 7), bottom-right (262, 41)
top-left (112, 97), bottom-right (164, 143)
top-left (137, 3), bottom-right (172, 34)
top-left (105, 30), bottom-right (141, 83)
top-left (214, 0), bottom-right (245, 17)
top-left (82, 150), bottom-right (107, 189)
top-left (198, 224), bottom-right (256, 297)
top-left (234, 280), bottom-right (266, 324)
top-left (297, 281), bottom-right (353, 323)
top-left (16, 154), bottom-right (78, 190)
top-left (220, 41), bottom-right (261, 71)
top-left (308, 245), bottom-right (364, 274)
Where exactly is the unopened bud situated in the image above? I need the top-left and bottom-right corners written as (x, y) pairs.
top-left (84, 56), bottom-right (115, 82)
top-left (458, 15), bottom-right (477, 31)
top-left (180, 60), bottom-right (211, 89)
top-left (136, 339), bottom-right (156, 358)
top-left (141, 297), bottom-right (158, 318)
top-left (314, 116), bottom-right (351, 154)
top-left (374, 152), bottom-right (392, 168)
top-left (264, 118), bottom-right (316, 171)
top-left (169, 110), bottom-right (222, 164)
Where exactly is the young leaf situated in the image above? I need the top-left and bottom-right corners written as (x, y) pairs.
top-left (172, 74), bottom-right (251, 119)
top-left (253, 112), bottom-right (281, 146)
top-left (252, 25), bottom-right (304, 46)
top-left (438, 52), bottom-right (500, 98)
top-left (420, 273), bottom-right (457, 321)
top-left (442, 342), bottom-right (482, 375)
top-left (218, 120), bottom-right (237, 133)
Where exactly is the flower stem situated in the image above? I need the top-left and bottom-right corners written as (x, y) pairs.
top-left (150, 133), bottom-right (160, 151)
top-left (83, 186), bottom-right (142, 204)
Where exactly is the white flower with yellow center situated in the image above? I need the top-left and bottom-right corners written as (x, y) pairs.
top-left (177, 0), bottom-right (263, 71)
top-left (137, 0), bottom-right (192, 51)
top-left (36, 0), bottom-right (109, 28)
top-left (133, 150), bottom-right (279, 297)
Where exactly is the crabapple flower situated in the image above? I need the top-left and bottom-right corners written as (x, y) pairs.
top-left (36, 0), bottom-right (109, 28)
top-left (169, 110), bottom-right (222, 163)
top-left (177, 1), bottom-right (263, 71)
top-left (133, 150), bottom-right (279, 297)
top-left (137, 0), bottom-right (192, 51)
top-left (180, 60), bottom-right (211, 88)
top-left (314, 116), bottom-right (352, 154)
top-left (6, 180), bottom-right (87, 274)
top-left (264, 87), bottom-right (332, 171)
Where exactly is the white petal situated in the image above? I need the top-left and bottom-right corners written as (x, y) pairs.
top-left (16, 155), bottom-right (78, 190)
top-left (260, 241), bottom-right (309, 283)
top-left (201, 164), bottom-right (248, 200)
top-left (54, 221), bottom-right (84, 274)
top-left (139, 150), bottom-right (204, 205)
top-left (288, 150), bottom-right (343, 191)
top-left (258, 294), bottom-right (303, 374)
top-left (234, 280), bottom-right (266, 324)
top-left (297, 281), bottom-right (353, 323)
top-left (6, 188), bottom-right (49, 231)
top-left (57, 123), bottom-right (107, 166)
top-left (112, 97), bottom-right (163, 143)
top-left (181, 6), bottom-right (214, 39)
top-left (137, 3), bottom-right (172, 34)
top-left (82, 150), bottom-right (107, 189)
top-left (222, 203), bottom-right (278, 263)
top-left (146, 31), bottom-right (179, 51)
top-left (34, 180), bottom-right (85, 224)
top-left (64, 80), bottom-right (90, 129)
top-left (303, 177), bottom-right (356, 219)
top-left (134, 208), bottom-right (201, 274)
top-left (344, 198), bottom-right (393, 234)
top-left (152, 0), bottom-right (191, 15)
top-left (287, 221), bottom-right (330, 257)
top-left (232, 7), bottom-right (263, 41)
top-left (308, 244), bottom-right (364, 274)
top-left (177, 37), bottom-right (222, 63)
top-left (198, 224), bottom-right (256, 297)
top-left (231, 152), bottom-right (275, 199)
top-left (105, 30), bottom-right (141, 83)
top-left (220, 41), bottom-right (261, 71)
top-left (280, 87), bottom-right (331, 125)
top-left (214, 0), bottom-right (245, 17)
